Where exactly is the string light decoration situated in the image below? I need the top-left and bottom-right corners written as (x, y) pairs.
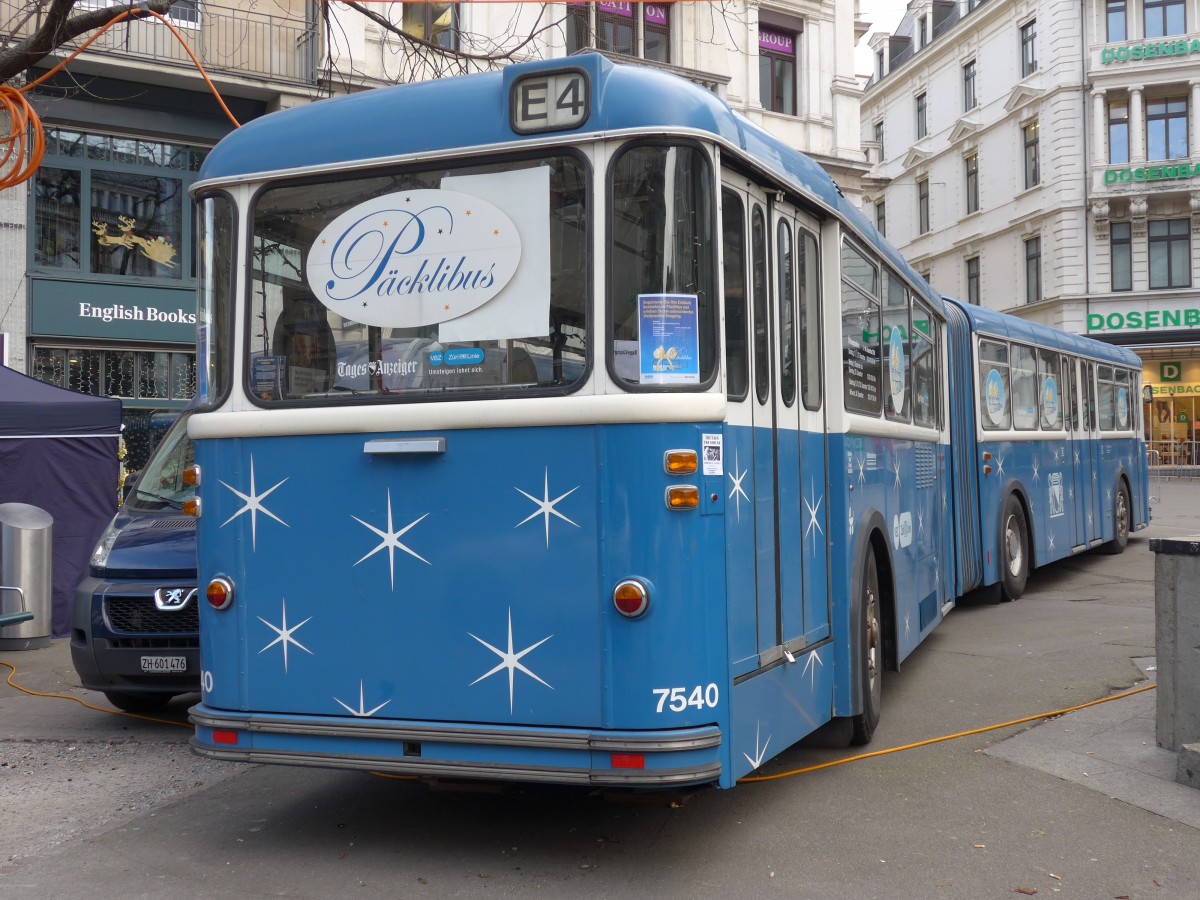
top-left (0, 7), bottom-right (240, 191)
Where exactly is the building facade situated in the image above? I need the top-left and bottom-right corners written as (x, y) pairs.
top-left (861, 0), bottom-right (1200, 452)
top-left (2, 1), bottom-right (869, 472)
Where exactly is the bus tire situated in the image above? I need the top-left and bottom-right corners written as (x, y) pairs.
top-left (1000, 493), bottom-right (1029, 602)
top-left (1104, 481), bottom-right (1130, 554)
top-left (850, 551), bottom-right (883, 746)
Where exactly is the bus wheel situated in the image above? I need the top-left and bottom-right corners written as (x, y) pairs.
top-left (1105, 481), bottom-right (1130, 554)
top-left (1000, 494), bottom-right (1029, 601)
top-left (850, 551), bottom-right (882, 745)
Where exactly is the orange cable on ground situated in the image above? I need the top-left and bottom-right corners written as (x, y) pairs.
top-left (1, 7), bottom-right (239, 190)
top-left (0, 659), bottom-right (192, 730)
top-left (738, 683), bottom-right (1157, 783)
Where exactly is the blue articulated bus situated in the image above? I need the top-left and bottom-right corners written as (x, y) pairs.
top-left (186, 54), bottom-right (1148, 789)
top-left (942, 300), bottom-right (1148, 603)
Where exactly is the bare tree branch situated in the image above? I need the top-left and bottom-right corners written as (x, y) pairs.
top-left (0, 0), bottom-right (173, 86)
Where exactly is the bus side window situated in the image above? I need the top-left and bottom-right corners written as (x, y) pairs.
top-left (1062, 356), bottom-right (1078, 431)
top-left (1011, 344), bottom-right (1037, 430)
top-left (751, 204), bottom-right (769, 405)
top-left (798, 231), bottom-right (821, 411)
top-left (912, 299), bottom-right (937, 428)
top-left (978, 338), bottom-right (1011, 430)
top-left (1098, 365), bottom-right (1116, 430)
top-left (721, 188), bottom-right (749, 400)
top-left (840, 240), bottom-right (881, 416)
top-left (1039, 349), bottom-right (1061, 430)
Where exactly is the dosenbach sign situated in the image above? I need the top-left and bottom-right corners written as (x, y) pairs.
top-left (1088, 302), bottom-right (1200, 334)
top-left (1100, 39), bottom-right (1200, 64)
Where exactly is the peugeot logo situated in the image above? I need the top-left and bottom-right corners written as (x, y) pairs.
top-left (154, 587), bottom-right (198, 611)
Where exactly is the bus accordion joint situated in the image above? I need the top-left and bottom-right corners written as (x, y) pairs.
top-left (665, 485), bottom-right (700, 510)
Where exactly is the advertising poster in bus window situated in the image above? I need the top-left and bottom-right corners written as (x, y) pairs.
top-left (843, 313), bottom-right (880, 410)
top-left (637, 293), bottom-right (700, 385)
top-left (985, 369), bottom-right (1007, 425)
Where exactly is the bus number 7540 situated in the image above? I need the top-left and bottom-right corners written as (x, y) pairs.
top-left (653, 684), bottom-right (720, 713)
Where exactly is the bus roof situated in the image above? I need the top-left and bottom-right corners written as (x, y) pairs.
top-left (943, 296), bottom-right (1142, 368)
top-left (197, 53), bottom-right (942, 316)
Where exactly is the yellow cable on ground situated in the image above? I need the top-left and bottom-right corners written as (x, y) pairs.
top-left (0, 659), bottom-right (191, 730)
top-left (738, 683), bottom-right (1157, 783)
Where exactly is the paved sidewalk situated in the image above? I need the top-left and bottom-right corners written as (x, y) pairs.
top-left (984, 475), bottom-right (1200, 828)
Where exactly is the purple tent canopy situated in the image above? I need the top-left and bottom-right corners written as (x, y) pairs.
top-left (0, 365), bottom-right (121, 637)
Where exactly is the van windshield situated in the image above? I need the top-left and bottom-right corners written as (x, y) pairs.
top-left (129, 414), bottom-right (195, 510)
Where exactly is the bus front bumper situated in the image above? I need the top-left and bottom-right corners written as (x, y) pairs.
top-left (189, 703), bottom-right (723, 788)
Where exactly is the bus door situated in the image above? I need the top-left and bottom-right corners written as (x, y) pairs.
top-left (771, 203), bottom-right (830, 651)
top-left (1074, 359), bottom-right (1101, 545)
top-left (1064, 355), bottom-right (1085, 550)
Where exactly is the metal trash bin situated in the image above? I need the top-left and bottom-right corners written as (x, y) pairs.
top-left (0, 502), bottom-right (53, 650)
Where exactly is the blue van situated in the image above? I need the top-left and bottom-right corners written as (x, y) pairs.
top-left (70, 412), bottom-right (198, 712)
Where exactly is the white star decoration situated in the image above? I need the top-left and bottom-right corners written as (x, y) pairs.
top-left (803, 479), bottom-right (823, 553)
top-left (743, 721), bottom-right (770, 770)
top-left (258, 598), bottom-right (312, 673)
top-left (996, 456), bottom-right (1006, 479)
top-left (334, 680), bottom-right (391, 717)
top-left (856, 455), bottom-right (867, 488)
top-left (1048, 532), bottom-right (1056, 552)
top-left (220, 455), bottom-right (288, 551)
top-left (802, 649), bottom-right (824, 690)
top-left (469, 608), bottom-right (553, 713)
top-left (353, 488), bottom-right (430, 589)
top-left (515, 467), bottom-right (579, 548)
top-left (892, 458), bottom-right (902, 492)
top-left (728, 450), bottom-right (750, 523)
top-left (1032, 460), bottom-right (1041, 485)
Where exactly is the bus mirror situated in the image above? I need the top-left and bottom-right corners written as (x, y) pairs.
top-left (1143, 385), bottom-right (1153, 404)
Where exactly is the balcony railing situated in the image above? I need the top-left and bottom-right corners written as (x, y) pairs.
top-left (1, 0), bottom-right (320, 87)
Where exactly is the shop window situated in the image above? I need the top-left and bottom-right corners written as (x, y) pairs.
top-left (32, 345), bottom-right (195, 472)
top-left (759, 27), bottom-right (797, 115)
top-left (1147, 98), bottom-right (1188, 162)
top-left (1019, 19), bottom-right (1037, 77)
top-left (1111, 222), bottom-right (1132, 291)
top-left (963, 60), bottom-right (977, 111)
top-left (32, 127), bottom-right (206, 281)
top-left (1145, 0), bottom-right (1185, 39)
top-left (568, 3), bottom-right (671, 64)
top-left (1148, 219), bottom-right (1191, 289)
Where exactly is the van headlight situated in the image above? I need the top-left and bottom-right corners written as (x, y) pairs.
top-left (90, 518), bottom-right (122, 573)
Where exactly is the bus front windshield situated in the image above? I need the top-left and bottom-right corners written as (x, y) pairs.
top-left (248, 154), bottom-right (588, 403)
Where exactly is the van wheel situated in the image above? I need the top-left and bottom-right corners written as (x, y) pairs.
top-left (105, 691), bottom-right (174, 713)
top-left (850, 551), bottom-right (882, 746)
top-left (1104, 482), bottom-right (1130, 554)
top-left (1000, 494), bottom-right (1029, 601)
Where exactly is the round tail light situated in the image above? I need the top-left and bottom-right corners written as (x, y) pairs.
top-left (206, 576), bottom-right (234, 611)
top-left (613, 579), bottom-right (649, 618)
